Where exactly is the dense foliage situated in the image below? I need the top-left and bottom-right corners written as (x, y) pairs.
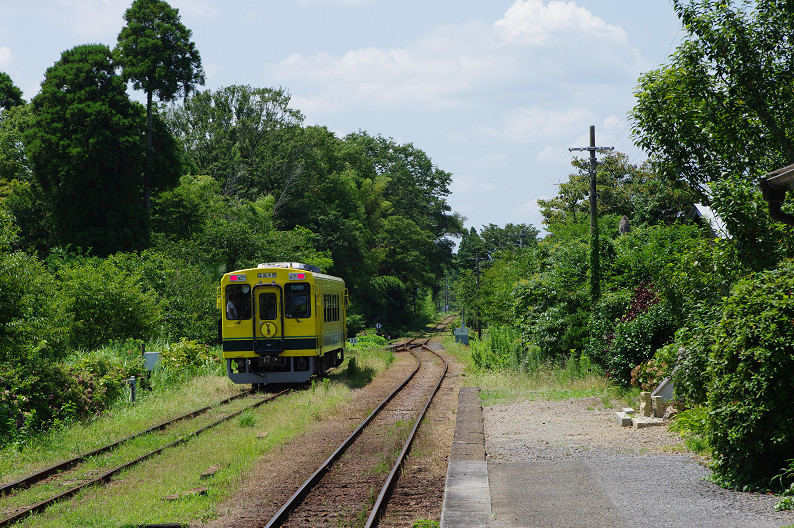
top-left (25, 44), bottom-right (150, 256)
top-left (5, 0), bottom-right (794, 495)
top-left (708, 262), bottom-right (794, 489)
top-left (0, 0), bottom-right (462, 443)
top-left (631, 0), bottom-right (794, 190)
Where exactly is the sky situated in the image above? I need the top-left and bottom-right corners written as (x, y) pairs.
top-left (0, 0), bottom-right (683, 238)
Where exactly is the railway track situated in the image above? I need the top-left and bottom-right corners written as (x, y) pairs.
top-left (262, 319), bottom-right (452, 528)
top-left (0, 389), bottom-right (289, 527)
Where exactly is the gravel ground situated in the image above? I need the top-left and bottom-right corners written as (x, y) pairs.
top-left (483, 397), bottom-right (794, 528)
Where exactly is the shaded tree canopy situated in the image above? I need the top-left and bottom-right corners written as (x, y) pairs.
top-left (164, 85), bottom-right (304, 199)
top-left (24, 44), bottom-right (148, 256)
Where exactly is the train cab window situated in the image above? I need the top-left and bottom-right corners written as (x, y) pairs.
top-left (225, 284), bottom-right (251, 320)
top-left (285, 283), bottom-right (310, 318)
top-left (259, 292), bottom-right (278, 320)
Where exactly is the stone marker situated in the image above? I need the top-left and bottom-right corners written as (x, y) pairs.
top-left (652, 395), bottom-right (664, 418)
top-left (615, 411), bottom-right (633, 427)
top-left (639, 391), bottom-right (652, 417)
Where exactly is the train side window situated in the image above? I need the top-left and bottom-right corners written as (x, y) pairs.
top-left (285, 283), bottom-right (310, 318)
top-left (225, 284), bottom-right (252, 320)
top-left (259, 292), bottom-right (278, 320)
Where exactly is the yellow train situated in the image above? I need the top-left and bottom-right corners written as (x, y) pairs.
top-left (218, 262), bottom-right (347, 385)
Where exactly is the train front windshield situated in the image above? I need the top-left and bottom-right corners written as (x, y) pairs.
top-left (285, 283), bottom-right (310, 318)
top-left (225, 284), bottom-right (251, 320)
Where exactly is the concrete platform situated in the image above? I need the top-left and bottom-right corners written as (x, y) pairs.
top-left (440, 387), bottom-right (491, 527)
top-left (440, 387), bottom-right (624, 528)
top-left (439, 386), bottom-right (793, 528)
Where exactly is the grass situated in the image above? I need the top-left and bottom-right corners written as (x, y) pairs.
top-left (441, 335), bottom-right (635, 407)
top-left (2, 342), bottom-right (396, 527)
top-left (668, 405), bottom-right (710, 455)
top-left (0, 374), bottom-right (245, 483)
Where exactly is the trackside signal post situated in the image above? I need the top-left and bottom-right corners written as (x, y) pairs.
top-left (569, 125), bottom-right (613, 306)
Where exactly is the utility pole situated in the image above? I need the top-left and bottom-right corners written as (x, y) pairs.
top-left (467, 253), bottom-right (483, 339)
top-left (569, 125), bottom-right (613, 306)
top-left (511, 229), bottom-right (528, 248)
top-left (444, 272), bottom-right (449, 313)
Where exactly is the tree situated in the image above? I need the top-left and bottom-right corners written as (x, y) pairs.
top-left (0, 72), bottom-right (24, 111)
top-left (165, 85), bottom-right (304, 199)
top-left (0, 103), bottom-right (31, 184)
top-left (480, 223), bottom-right (538, 254)
top-left (631, 0), bottom-right (794, 189)
top-left (538, 152), bottom-right (697, 228)
top-left (115, 0), bottom-right (204, 212)
top-left (25, 44), bottom-right (148, 256)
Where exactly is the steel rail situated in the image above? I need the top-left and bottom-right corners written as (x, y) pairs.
top-left (0, 389), bottom-right (289, 528)
top-left (0, 389), bottom-right (254, 497)
top-left (263, 317), bottom-right (451, 527)
top-left (365, 343), bottom-right (448, 527)
top-left (263, 345), bottom-right (423, 528)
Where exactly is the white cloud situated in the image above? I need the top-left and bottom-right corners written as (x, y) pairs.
top-left (511, 197), bottom-right (546, 225)
top-left (450, 106), bottom-right (596, 147)
top-left (537, 144), bottom-right (570, 164)
top-left (494, 0), bottom-right (627, 46)
top-left (274, 28), bottom-right (498, 114)
top-left (270, 1), bottom-right (639, 120)
top-left (450, 173), bottom-right (498, 194)
top-left (0, 47), bottom-right (12, 68)
top-left (501, 106), bottom-right (596, 143)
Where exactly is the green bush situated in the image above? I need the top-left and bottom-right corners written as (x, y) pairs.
top-left (0, 251), bottom-right (70, 364)
top-left (0, 361), bottom-right (79, 444)
top-left (471, 325), bottom-right (527, 371)
top-left (708, 261), bottom-right (794, 490)
top-left (106, 250), bottom-right (218, 343)
top-left (160, 338), bottom-right (215, 370)
top-left (50, 254), bottom-right (164, 350)
top-left (347, 312), bottom-right (367, 337)
top-left (66, 346), bottom-right (149, 413)
top-left (659, 304), bottom-right (721, 406)
top-left (1, 344), bottom-right (147, 445)
top-left (510, 237), bottom-right (591, 361)
top-left (598, 284), bottom-right (677, 385)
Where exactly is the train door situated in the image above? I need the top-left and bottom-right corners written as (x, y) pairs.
top-left (253, 284), bottom-right (283, 354)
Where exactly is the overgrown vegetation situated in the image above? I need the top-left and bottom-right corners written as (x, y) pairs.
top-left (3, 0), bottom-right (794, 502)
top-left (453, 153), bottom-right (794, 493)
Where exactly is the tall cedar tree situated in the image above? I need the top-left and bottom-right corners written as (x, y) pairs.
top-left (114, 0), bottom-right (204, 212)
top-left (25, 44), bottom-right (148, 255)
